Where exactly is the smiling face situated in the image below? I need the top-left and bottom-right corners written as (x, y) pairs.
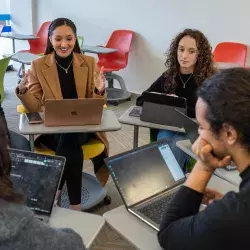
top-left (49, 25), bottom-right (76, 58)
top-left (177, 35), bottom-right (198, 73)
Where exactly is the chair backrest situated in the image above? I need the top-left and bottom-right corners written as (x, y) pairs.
top-left (98, 30), bottom-right (134, 69)
top-left (0, 56), bottom-right (11, 103)
top-left (77, 36), bottom-right (84, 48)
top-left (28, 21), bottom-right (51, 54)
top-left (213, 42), bottom-right (248, 67)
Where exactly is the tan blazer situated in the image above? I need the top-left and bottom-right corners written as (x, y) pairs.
top-left (16, 52), bottom-right (109, 185)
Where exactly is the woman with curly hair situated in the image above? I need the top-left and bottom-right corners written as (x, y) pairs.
top-left (137, 29), bottom-right (216, 171)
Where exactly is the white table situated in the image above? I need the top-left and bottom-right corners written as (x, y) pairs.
top-left (82, 45), bottom-right (118, 54)
top-left (176, 139), bottom-right (241, 186)
top-left (119, 106), bottom-right (184, 148)
top-left (103, 175), bottom-right (238, 250)
top-left (1, 33), bottom-right (38, 53)
top-left (19, 110), bottom-right (121, 151)
top-left (11, 51), bottom-right (39, 65)
top-left (50, 206), bottom-right (105, 249)
top-left (216, 62), bottom-right (242, 69)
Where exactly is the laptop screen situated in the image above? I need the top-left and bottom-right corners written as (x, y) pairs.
top-left (174, 109), bottom-right (199, 144)
top-left (106, 141), bottom-right (185, 207)
top-left (9, 149), bottom-right (65, 215)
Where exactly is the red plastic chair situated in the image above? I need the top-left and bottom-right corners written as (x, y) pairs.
top-left (213, 42), bottom-right (247, 67)
top-left (97, 30), bottom-right (134, 104)
top-left (22, 21), bottom-right (51, 54)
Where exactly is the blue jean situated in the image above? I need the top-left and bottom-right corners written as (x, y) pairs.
top-left (157, 130), bottom-right (189, 172)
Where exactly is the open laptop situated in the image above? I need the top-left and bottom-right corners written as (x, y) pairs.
top-left (174, 109), bottom-right (199, 144)
top-left (105, 139), bottom-right (206, 231)
top-left (44, 98), bottom-right (104, 126)
top-left (140, 92), bottom-right (187, 127)
top-left (9, 149), bottom-right (65, 223)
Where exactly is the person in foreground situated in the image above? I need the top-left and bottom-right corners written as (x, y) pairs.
top-left (158, 68), bottom-right (250, 250)
top-left (16, 18), bottom-right (109, 211)
top-left (0, 116), bottom-right (86, 250)
top-left (137, 29), bottom-right (216, 170)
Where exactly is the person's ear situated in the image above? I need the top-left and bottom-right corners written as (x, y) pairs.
top-left (222, 123), bottom-right (238, 146)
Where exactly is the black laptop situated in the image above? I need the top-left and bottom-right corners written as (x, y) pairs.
top-left (105, 139), bottom-right (206, 231)
top-left (9, 149), bottom-right (65, 223)
top-left (174, 109), bottom-right (199, 144)
top-left (140, 92), bottom-right (187, 127)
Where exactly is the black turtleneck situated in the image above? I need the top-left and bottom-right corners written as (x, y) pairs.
top-left (158, 165), bottom-right (250, 250)
top-left (55, 53), bottom-right (78, 99)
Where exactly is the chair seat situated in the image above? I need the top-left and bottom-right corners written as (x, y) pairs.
top-left (35, 138), bottom-right (105, 160)
top-left (17, 104), bottom-right (29, 113)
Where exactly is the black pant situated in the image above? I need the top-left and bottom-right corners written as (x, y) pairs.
top-left (36, 133), bottom-right (105, 205)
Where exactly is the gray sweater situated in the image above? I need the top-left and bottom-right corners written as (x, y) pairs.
top-left (0, 199), bottom-right (86, 250)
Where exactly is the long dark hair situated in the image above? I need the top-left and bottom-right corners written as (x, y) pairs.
top-left (198, 68), bottom-right (250, 150)
top-left (0, 115), bottom-right (23, 203)
top-left (164, 28), bottom-right (216, 93)
top-left (44, 17), bottom-right (81, 55)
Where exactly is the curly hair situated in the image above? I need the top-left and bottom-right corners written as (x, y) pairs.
top-left (164, 28), bottom-right (216, 93)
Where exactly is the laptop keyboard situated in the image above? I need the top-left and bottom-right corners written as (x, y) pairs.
top-left (138, 191), bottom-right (177, 225)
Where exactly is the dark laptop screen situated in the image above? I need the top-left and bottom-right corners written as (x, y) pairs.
top-left (174, 109), bottom-right (199, 144)
top-left (9, 149), bottom-right (65, 214)
top-left (106, 141), bottom-right (185, 207)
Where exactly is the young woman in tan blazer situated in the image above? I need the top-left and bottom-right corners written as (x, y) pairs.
top-left (16, 18), bottom-right (109, 211)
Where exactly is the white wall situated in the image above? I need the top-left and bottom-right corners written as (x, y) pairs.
top-left (32, 0), bottom-right (250, 93)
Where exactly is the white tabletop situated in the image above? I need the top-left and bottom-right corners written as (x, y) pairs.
top-left (176, 139), bottom-right (241, 186)
top-left (11, 52), bottom-right (40, 65)
top-left (19, 110), bottom-right (121, 135)
top-left (119, 106), bottom-right (185, 132)
top-left (1, 33), bottom-right (38, 40)
top-left (50, 207), bottom-right (105, 249)
top-left (103, 174), bottom-right (238, 250)
top-left (82, 45), bottom-right (118, 54)
top-left (216, 62), bottom-right (242, 69)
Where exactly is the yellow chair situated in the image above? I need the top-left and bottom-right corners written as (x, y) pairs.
top-left (16, 104), bottom-right (105, 161)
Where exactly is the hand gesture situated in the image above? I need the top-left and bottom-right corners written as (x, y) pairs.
top-left (18, 70), bottom-right (30, 94)
top-left (95, 66), bottom-right (105, 93)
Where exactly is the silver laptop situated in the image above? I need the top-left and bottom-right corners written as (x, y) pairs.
top-left (9, 149), bottom-right (65, 223)
top-left (140, 92), bottom-right (187, 127)
top-left (105, 140), bottom-right (201, 231)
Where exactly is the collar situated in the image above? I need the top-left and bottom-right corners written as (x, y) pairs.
top-left (44, 51), bottom-right (85, 68)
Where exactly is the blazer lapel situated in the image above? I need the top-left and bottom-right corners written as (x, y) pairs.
top-left (42, 52), bottom-right (63, 99)
top-left (73, 53), bottom-right (88, 99)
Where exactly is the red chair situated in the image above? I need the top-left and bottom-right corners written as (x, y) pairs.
top-left (22, 21), bottom-right (51, 54)
top-left (213, 42), bottom-right (247, 67)
top-left (97, 30), bottom-right (134, 105)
